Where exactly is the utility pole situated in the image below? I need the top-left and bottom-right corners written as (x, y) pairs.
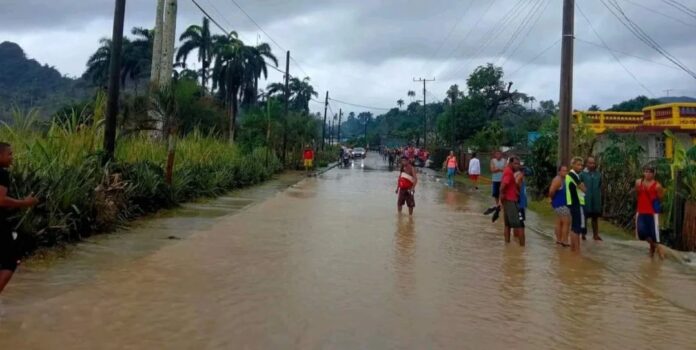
top-left (103, 0), bottom-right (127, 161)
top-left (337, 109), bottom-right (343, 145)
top-left (322, 91), bottom-right (329, 150)
top-left (282, 50), bottom-right (290, 164)
top-left (414, 78), bottom-right (435, 149)
top-left (329, 115), bottom-right (335, 146)
top-left (558, 0), bottom-right (575, 166)
top-left (664, 89), bottom-right (673, 97)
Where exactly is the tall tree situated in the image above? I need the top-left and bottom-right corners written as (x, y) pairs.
top-left (397, 99), bottom-right (404, 110)
top-left (212, 33), bottom-right (245, 142)
top-left (176, 17), bottom-right (213, 91)
top-left (407, 90), bottom-right (416, 102)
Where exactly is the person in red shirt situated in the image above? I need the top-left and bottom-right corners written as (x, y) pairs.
top-left (498, 157), bottom-right (525, 246)
top-left (303, 145), bottom-right (315, 176)
top-left (635, 166), bottom-right (664, 259)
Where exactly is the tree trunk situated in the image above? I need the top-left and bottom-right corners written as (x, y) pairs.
top-left (201, 56), bottom-right (208, 92)
top-left (149, 0), bottom-right (164, 89)
top-left (229, 90), bottom-right (238, 143)
top-left (165, 125), bottom-right (177, 185)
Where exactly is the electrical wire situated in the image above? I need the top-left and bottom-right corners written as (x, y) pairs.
top-left (600, 0), bottom-right (696, 79)
top-left (191, 0), bottom-right (231, 36)
top-left (496, 0), bottom-right (550, 66)
top-left (575, 38), bottom-right (681, 70)
top-left (507, 39), bottom-right (560, 78)
top-left (660, 0), bottom-right (696, 20)
top-left (420, 0), bottom-right (478, 76)
top-left (577, 2), bottom-right (655, 96)
top-left (329, 98), bottom-right (392, 111)
top-left (622, 0), bottom-right (696, 28)
top-left (498, 0), bottom-right (552, 67)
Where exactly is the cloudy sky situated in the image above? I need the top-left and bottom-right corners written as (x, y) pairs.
top-left (2, 0), bottom-right (695, 114)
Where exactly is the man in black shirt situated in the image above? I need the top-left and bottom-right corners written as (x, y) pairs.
top-left (0, 142), bottom-right (38, 294)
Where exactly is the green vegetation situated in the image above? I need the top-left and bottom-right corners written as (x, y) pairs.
top-left (1, 100), bottom-right (281, 252)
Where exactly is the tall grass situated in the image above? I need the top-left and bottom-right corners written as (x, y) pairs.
top-left (1, 106), bottom-right (281, 252)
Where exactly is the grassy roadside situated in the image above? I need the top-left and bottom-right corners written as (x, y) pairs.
top-left (450, 172), bottom-right (633, 240)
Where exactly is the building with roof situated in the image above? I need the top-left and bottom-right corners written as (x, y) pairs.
top-left (574, 102), bottom-right (696, 159)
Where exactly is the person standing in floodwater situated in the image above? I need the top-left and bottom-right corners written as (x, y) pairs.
top-left (566, 157), bottom-right (587, 253)
top-left (396, 156), bottom-right (418, 216)
top-left (635, 165), bottom-right (665, 259)
top-left (581, 156), bottom-right (603, 241)
top-left (0, 142), bottom-right (39, 294)
top-left (468, 152), bottom-right (481, 190)
top-left (549, 165), bottom-right (571, 247)
top-left (443, 151), bottom-right (459, 187)
top-left (485, 151), bottom-right (506, 217)
top-left (499, 157), bottom-right (525, 246)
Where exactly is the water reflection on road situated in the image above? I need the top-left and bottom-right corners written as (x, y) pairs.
top-left (2, 155), bottom-right (696, 349)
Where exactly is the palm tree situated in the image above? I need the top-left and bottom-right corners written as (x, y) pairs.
top-left (212, 33), bottom-right (246, 142)
top-left (266, 77), bottom-right (317, 112)
top-left (85, 38), bottom-right (114, 88)
top-left (397, 99), bottom-right (404, 110)
top-left (177, 17), bottom-right (214, 91)
top-left (290, 77), bottom-right (318, 112)
top-left (85, 27), bottom-right (153, 92)
top-left (407, 90), bottom-right (416, 102)
top-left (241, 42), bottom-right (278, 107)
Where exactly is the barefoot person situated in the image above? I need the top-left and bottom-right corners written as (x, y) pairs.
top-left (549, 165), bottom-right (570, 247)
top-left (396, 156), bottom-right (418, 215)
top-left (499, 157), bottom-right (525, 246)
top-left (566, 157), bottom-right (587, 253)
top-left (468, 153), bottom-right (481, 190)
top-left (0, 142), bottom-right (39, 294)
top-left (635, 166), bottom-right (665, 259)
top-left (581, 156), bottom-right (603, 241)
top-left (443, 151), bottom-right (459, 187)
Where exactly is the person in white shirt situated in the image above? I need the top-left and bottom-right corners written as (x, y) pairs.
top-left (467, 152), bottom-right (481, 190)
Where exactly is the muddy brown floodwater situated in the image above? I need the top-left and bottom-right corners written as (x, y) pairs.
top-left (2, 155), bottom-right (696, 349)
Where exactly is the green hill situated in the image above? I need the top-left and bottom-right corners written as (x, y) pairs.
top-left (0, 41), bottom-right (89, 120)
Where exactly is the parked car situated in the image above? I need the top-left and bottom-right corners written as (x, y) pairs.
top-left (352, 147), bottom-right (367, 159)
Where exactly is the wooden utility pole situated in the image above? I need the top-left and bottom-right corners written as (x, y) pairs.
top-left (282, 50), bottom-right (290, 164)
top-left (322, 91), bottom-right (329, 150)
top-left (414, 78), bottom-right (435, 149)
top-left (337, 109), bottom-right (343, 145)
top-left (558, 0), bottom-right (575, 166)
top-left (103, 0), bottom-right (127, 161)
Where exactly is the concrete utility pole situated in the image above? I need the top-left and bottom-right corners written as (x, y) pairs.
top-left (558, 0), bottom-right (575, 166)
top-left (414, 78), bottom-right (435, 149)
top-left (103, 0), bottom-right (127, 161)
top-left (159, 0), bottom-right (178, 87)
top-left (150, 0), bottom-right (164, 89)
top-left (322, 91), bottom-right (329, 150)
top-left (282, 50), bottom-right (290, 164)
top-left (337, 109), bottom-right (343, 145)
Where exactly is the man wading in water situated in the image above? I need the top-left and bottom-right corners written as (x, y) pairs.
top-left (396, 156), bottom-right (418, 215)
top-left (499, 157), bottom-right (525, 246)
top-left (0, 142), bottom-right (38, 294)
top-left (635, 166), bottom-right (665, 259)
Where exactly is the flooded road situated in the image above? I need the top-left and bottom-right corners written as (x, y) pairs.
top-left (2, 155), bottom-right (696, 349)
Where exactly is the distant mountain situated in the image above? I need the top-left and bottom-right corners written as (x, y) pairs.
top-left (658, 96), bottom-right (696, 104)
top-left (0, 41), bottom-right (90, 120)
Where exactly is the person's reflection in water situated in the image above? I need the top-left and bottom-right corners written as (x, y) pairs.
top-left (499, 246), bottom-right (527, 323)
top-left (394, 216), bottom-right (416, 297)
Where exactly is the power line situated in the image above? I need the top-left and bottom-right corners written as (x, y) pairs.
top-left (575, 38), bottom-right (680, 70)
top-left (329, 98), bottom-right (392, 111)
top-left (226, 0), bottom-right (311, 78)
top-left (600, 0), bottom-right (696, 79)
top-left (660, 0), bottom-right (696, 20)
top-left (421, 0), bottom-right (478, 76)
top-left (496, 0), bottom-right (550, 66)
top-left (508, 39), bottom-right (560, 77)
top-left (622, 0), bottom-right (696, 28)
top-left (191, 0), bottom-right (231, 36)
top-left (576, 2), bottom-right (655, 96)
top-left (430, 0), bottom-right (499, 78)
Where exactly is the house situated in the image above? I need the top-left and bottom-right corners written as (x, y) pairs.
top-left (574, 103), bottom-right (696, 159)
